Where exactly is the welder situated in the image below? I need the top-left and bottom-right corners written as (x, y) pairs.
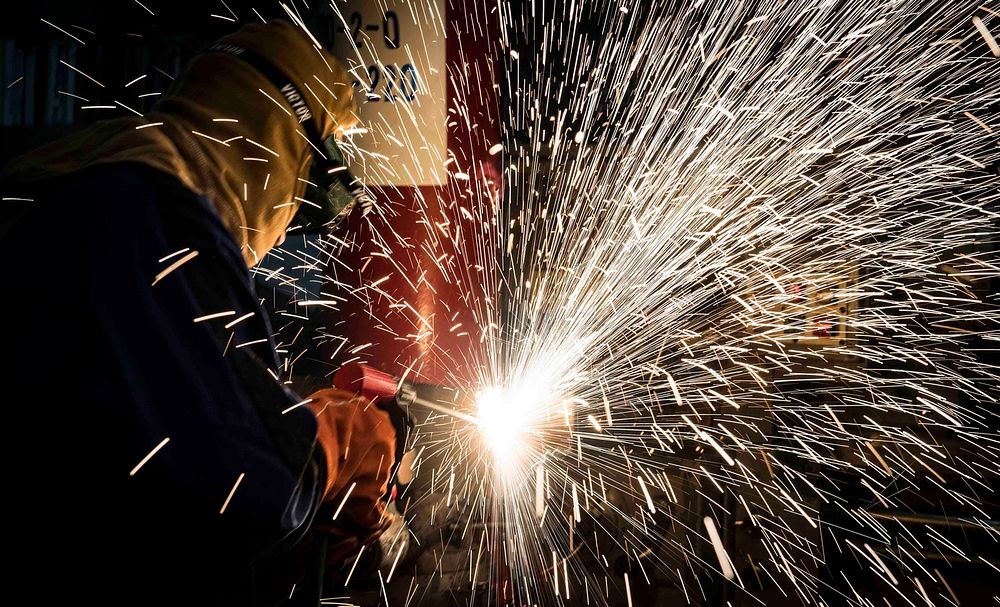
top-left (0, 20), bottom-right (401, 605)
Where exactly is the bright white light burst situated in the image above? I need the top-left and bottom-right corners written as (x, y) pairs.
top-left (475, 385), bottom-right (538, 469)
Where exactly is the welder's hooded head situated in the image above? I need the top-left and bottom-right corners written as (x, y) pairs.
top-left (2, 21), bottom-right (357, 266)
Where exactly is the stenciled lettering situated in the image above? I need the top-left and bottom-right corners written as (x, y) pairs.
top-left (280, 83), bottom-right (313, 123)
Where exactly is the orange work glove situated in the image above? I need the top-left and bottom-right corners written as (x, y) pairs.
top-left (307, 388), bottom-right (397, 540)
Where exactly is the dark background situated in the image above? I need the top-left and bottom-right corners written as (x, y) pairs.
top-left (0, 1), bottom-right (297, 163)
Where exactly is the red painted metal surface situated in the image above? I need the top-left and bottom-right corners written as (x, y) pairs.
top-left (332, 0), bottom-right (501, 386)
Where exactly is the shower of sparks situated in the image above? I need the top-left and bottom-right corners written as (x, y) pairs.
top-left (291, 1), bottom-right (998, 605)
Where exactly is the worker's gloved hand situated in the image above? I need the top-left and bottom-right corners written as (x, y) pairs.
top-left (307, 388), bottom-right (396, 543)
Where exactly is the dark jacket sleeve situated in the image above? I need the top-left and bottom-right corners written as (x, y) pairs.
top-left (0, 164), bottom-right (322, 602)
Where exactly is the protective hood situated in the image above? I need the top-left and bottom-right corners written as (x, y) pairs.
top-left (1, 21), bottom-right (357, 266)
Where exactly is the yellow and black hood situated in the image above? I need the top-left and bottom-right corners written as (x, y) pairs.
top-left (1, 20), bottom-right (357, 266)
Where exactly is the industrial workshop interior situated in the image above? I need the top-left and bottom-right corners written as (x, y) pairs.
top-left (0, 1), bottom-right (997, 606)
